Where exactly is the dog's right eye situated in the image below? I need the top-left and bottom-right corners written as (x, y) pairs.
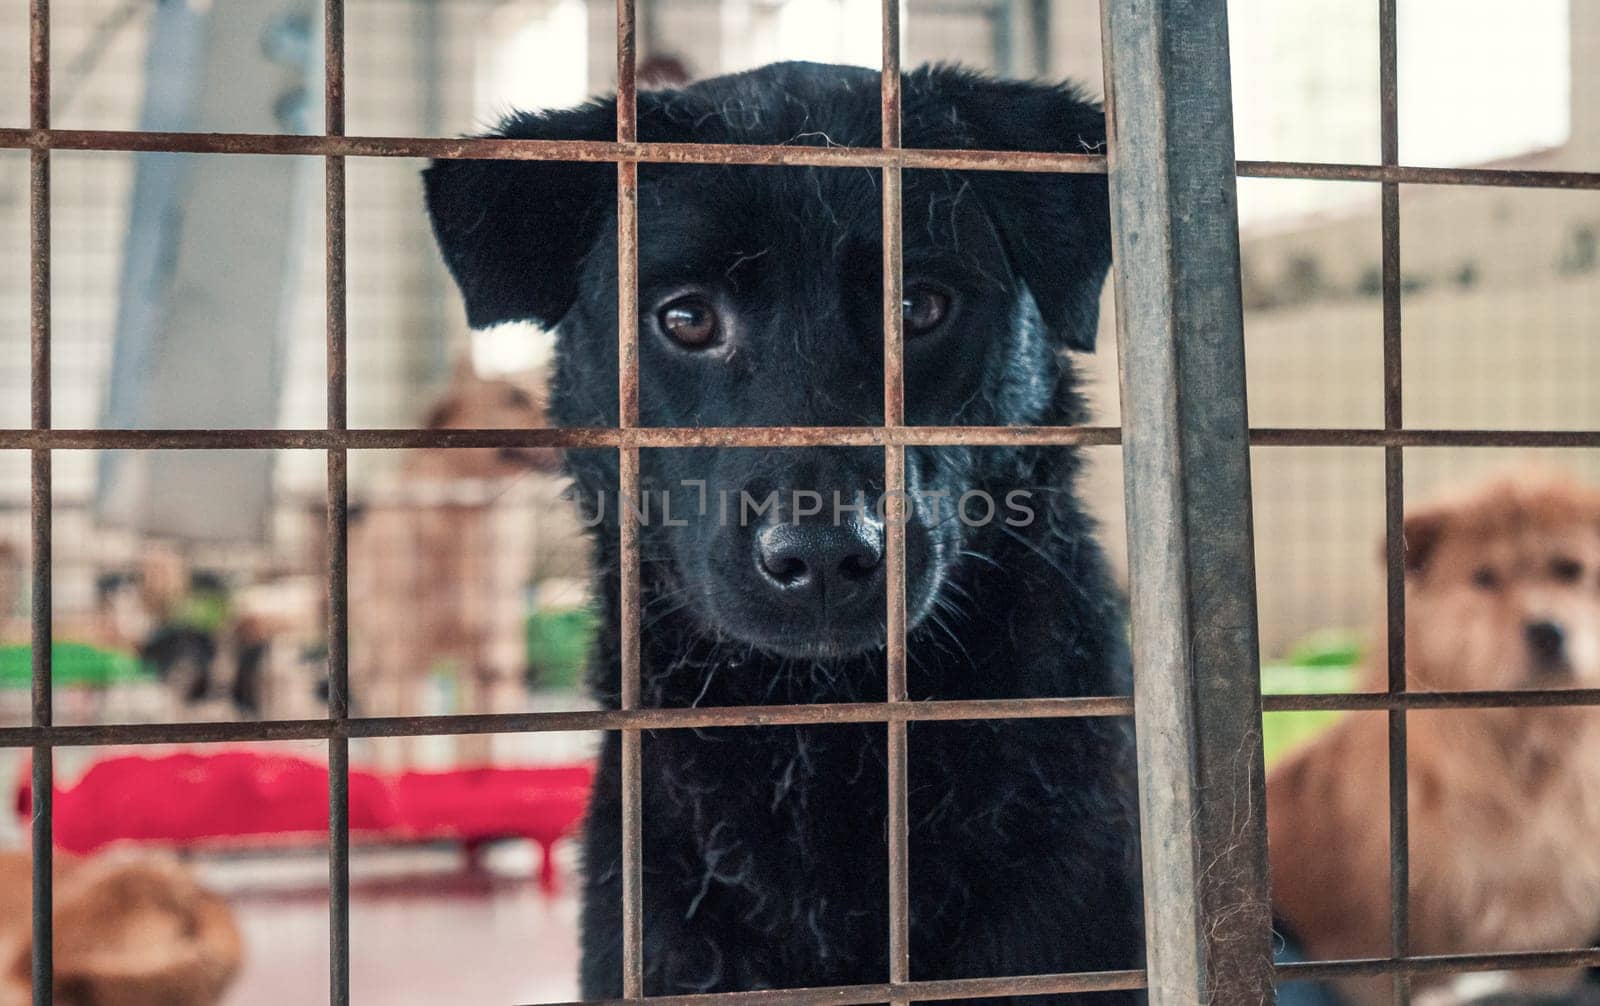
top-left (1472, 566), bottom-right (1500, 591)
top-left (657, 296), bottom-right (720, 349)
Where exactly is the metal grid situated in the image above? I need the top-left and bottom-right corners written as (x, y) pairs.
top-left (4, 1), bottom-right (1600, 1005)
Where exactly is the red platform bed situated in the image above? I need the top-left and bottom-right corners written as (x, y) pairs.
top-left (15, 750), bottom-right (593, 892)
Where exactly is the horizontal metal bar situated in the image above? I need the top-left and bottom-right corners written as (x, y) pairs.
top-left (14, 686), bottom-right (1597, 749)
top-left (0, 127), bottom-right (1106, 173)
top-left (0, 426), bottom-right (1120, 450)
top-left (1249, 428), bottom-right (1600, 448)
top-left (0, 427), bottom-right (1595, 452)
top-left (0, 696), bottom-right (1137, 748)
top-left (1276, 946), bottom-right (1600, 983)
top-left (1265, 687), bottom-right (1600, 712)
top-left (7, 128), bottom-right (1600, 190)
top-left (1238, 159), bottom-right (1600, 191)
top-left (528, 968), bottom-right (1149, 1006)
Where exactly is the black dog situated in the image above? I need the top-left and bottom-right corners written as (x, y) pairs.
top-left (425, 61), bottom-right (1142, 1003)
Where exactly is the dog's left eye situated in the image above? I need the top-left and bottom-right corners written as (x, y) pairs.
top-left (1472, 566), bottom-right (1500, 590)
top-left (1551, 557), bottom-right (1584, 583)
top-left (903, 284), bottom-right (951, 337)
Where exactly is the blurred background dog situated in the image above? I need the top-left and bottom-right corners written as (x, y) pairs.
top-left (1269, 474), bottom-right (1600, 1006)
top-left (348, 357), bottom-right (561, 765)
top-left (0, 849), bottom-right (241, 1006)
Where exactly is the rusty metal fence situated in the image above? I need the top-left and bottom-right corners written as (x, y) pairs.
top-left (4, 1), bottom-right (1600, 1005)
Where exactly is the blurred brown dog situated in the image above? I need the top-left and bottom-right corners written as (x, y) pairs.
top-left (0, 850), bottom-right (242, 1006)
top-left (1269, 474), bottom-right (1600, 1006)
top-left (348, 357), bottom-right (561, 763)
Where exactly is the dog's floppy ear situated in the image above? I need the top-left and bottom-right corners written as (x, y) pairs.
top-left (423, 101), bottom-right (620, 330)
top-left (1399, 507), bottom-right (1451, 576)
top-left (910, 68), bottom-right (1111, 352)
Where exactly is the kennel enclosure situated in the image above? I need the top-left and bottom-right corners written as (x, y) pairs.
top-left (5, 0), bottom-right (1600, 1004)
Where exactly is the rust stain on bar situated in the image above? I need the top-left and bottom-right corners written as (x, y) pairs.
top-left (527, 968), bottom-right (1148, 1006)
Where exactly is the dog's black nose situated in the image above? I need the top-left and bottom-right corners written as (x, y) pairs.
top-left (1525, 620), bottom-right (1566, 664)
top-left (756, 517), bottom-right (885, 603)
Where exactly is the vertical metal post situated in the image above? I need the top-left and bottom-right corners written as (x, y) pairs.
top-left (1100, 2), bottom-right (1273, 1004)
top-left (879, 0), bottom-right (910, 997)
top-left (1378, 1), bottom-right (1411, 1001)
top-left (615, 0), bottom-right (645, 996)
top-left (28, 1), bottom-right (53, 1003)
top-left (323, 1), bottom-right (351, 1003)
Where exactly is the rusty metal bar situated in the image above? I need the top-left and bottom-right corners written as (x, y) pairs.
top-left (0, 127), bottom-right (1107, 172)
top-left (5, 685), bottom-right (1600, 751)
top-left (12, 684), bottom-right (1600, 751)
top-left (1235, 160), bottom-right (1600, 190)
top-left (615, 0), bottom-right (644, 995)
top-left (2, 426), bottom-right (1596, 451)
top-left (514, 938), bottom-right (1600, 1006)
top-left (9, 125), bottom-right (1600, 190)
top-left (526, 968), bottom-right (1150, 1006)
top-left (1101, 1), bottom-right (1272, 1002)
top-left (322, 0), bottom-right (351, 1002)
top-left (1277, 946), bottom-right (1600, 983)
top-left (0, 697), bottom-right (1138, 749)
top-left (1376, 3), bottom-right (1411, 1002)
top-left (28, 0), bottom-right (52, 1001)
top-left (1264, 688), bottom-right (1600, 712)
top-left (879, 1), bottom-right (910, 994)
top-left (0, 426), bottom-right (1118, 449)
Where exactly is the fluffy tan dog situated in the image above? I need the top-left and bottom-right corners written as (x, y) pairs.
top-left (348, 358), bottom-right (561, 763)
top-left (0, 850), bottom-right (242, 1006)
top-left (1269, 474), bottom-right (1600, 1006)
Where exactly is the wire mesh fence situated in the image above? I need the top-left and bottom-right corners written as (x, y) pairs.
top-left (2, 1), bottom-right (1600, 1005)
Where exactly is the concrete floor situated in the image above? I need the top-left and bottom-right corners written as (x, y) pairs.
top-left (215, 850), bottom-right (584, 1006)
top-left (0, 733), bottom-right (593, 1005)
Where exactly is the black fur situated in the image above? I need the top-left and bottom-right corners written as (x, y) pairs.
top-left (425, 62), bottom-right (1141, 1004)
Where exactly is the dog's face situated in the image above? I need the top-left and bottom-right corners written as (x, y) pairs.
top-left (420, 362), bottom-right (560, 477)
top-left (424, 62), bottom-right (1110, 659)
top-left (1402, 477), bottom-right (1600, 691)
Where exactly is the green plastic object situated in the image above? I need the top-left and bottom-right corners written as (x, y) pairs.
top-left (1261, 648), bottom-right (1361, 766)
top-left (1283, 629), bottom-right (1363, 669)
top-left (0, 642), bottom-right (155, 689)
top-left (525, 607), bottom-right (600, 691)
